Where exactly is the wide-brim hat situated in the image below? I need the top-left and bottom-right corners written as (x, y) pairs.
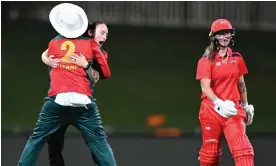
top-left (49, 3), bottom-right (88, 38)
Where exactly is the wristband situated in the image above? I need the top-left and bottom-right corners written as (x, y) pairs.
top-left (241, 102), bottom-right (248, 106)
top-left (84, 63), bottom-right (90, 70)
top-left (213, 98), bottom-right (220, 105)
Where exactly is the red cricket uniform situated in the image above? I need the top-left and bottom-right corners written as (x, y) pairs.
top-left (196, 48), bottom-right (248, 117)
top-left (90, 40), bottom-right (111, 79)
top-left (47, 36), bottom-right (111, 97)
top-left (196, 48), bottom-right (254, 166)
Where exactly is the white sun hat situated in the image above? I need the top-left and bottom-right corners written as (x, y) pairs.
top-left (49, 3), bottom-right (88, 38)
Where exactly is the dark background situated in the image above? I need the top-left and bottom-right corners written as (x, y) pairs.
top-left (2, 1), bottom-right (276, 166)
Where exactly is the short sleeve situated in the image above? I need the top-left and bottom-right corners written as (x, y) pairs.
top-left (238, 56), bottom-right (248, 76)
top-left (196, 58), bottom-right (212, 80)
top-left (47, 40), bottom-right (54, 55)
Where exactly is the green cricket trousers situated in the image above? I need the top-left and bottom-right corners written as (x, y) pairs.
top-left (17, 97), bottom-right (116, 166)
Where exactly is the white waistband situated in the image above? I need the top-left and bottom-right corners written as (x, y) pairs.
top-left (55, 92), bottom-right (92, 107)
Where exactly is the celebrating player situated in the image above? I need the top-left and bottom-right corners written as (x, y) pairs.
top-left (196, 19), bottom-right (255, 166)
top-left (17, 3), bottom-right (116, 166)
top-left (42, 20), bottom-right (110, 166)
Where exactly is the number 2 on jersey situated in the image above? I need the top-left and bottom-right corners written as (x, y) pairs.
top-left (60, 41), bottom-right (76, 63)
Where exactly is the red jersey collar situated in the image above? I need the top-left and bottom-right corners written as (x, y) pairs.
top-left (215, 47), bottom-right (233, 59)
top-left (90, 39), bottom-right (100, 47)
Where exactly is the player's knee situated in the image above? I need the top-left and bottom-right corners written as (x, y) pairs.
top-left (199, 139), bottom-right (221, 164)
top-left (229, 134), bottom-right (254, 158)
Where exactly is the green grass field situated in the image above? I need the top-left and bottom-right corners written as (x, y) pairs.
top-left (2, 21), bottom-right (276, 133)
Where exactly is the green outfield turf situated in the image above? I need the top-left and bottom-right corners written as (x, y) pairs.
top-left (2, 21), bottom-right (276, 132)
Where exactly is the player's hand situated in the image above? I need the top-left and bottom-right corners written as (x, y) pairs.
top-left (242, 103), bottom-right (254, 125)
top-left (213, 99), bottom-right (238, 118)
top-left (45, 55), bottom-right (60, 68)
top-left (91, 69), bottom-right (100, 86)
top-left (70, 53), bottom-right (89, 68)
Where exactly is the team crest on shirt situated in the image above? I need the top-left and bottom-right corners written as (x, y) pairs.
top-left (205, 126), bottom-right (211, 130)
top-left (216, 62), bottom-right (221, 66)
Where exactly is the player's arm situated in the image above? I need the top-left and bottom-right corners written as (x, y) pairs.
top-left (238, 75), bottom-right (248, 105)
top-left (236, 55), bottom-right (254, 125)
top-left (70, 53), bottom-right (100, 85)
top-left (91, 52), bottom-right (109, 80)
top-left (196, 58), bottom-right (218, 102)
top-left (92, 49), bottom-right (111, 79)
top-left (83, 52), bottom-right (109, 86)
top-left (41, 49), bottom-right (49, 64)
top-left (85, 65), bottom-right (100, 85)
top-left (236, 53), bottom-right (249, 105)
top-left (200, 79), bottom-right (218, 102)
top-left (41, 48), bottom-right (60, 68)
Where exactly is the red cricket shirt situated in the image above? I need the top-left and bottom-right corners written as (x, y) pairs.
top-left (196, 48), bottom-right (248, 104)
top-left (47, 35), bottom-right (94, 97)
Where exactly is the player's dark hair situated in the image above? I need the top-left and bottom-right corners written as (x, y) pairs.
top-left (87, 20), bottom-right (106, 38)
top-left (205, 43), bottom-right (218, 62)
top-left (82, 20), bottom-right (106, 38)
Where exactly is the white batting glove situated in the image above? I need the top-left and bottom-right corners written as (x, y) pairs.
top-left (242, 103), bottom-right (254, 125)
top-left (213, 99), bottom-right (238, 118)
